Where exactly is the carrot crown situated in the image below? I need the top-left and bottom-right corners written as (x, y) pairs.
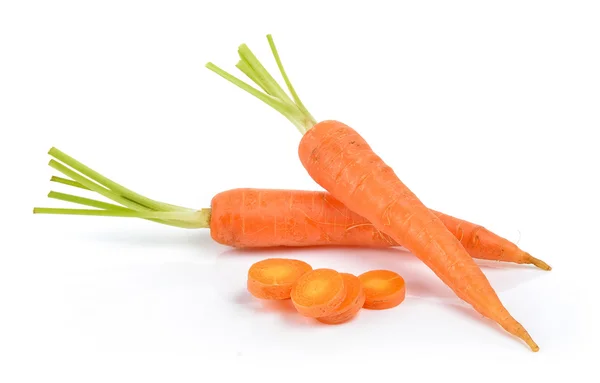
top-left (32, 147), bottom-right (211, 229)
top-left (206, 34), bottom-right (317, 135)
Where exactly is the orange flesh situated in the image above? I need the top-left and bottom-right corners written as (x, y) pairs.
top-left (247, 258), bottom-right (312, 300)
top-left (317, 273), bottom-right (366, 324)
top-left (291, 268), bottom-right (346, 318)
top-left (358, 270), bottom-right (406, 310)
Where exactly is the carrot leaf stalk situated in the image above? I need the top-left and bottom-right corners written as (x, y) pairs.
top-left (206, 35), bottom-right (316, 135)
top-left (33, 147), bottom-right (211, 229)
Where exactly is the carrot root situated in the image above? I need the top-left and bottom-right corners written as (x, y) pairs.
top-left (526, 253), bottom-right (552, 271)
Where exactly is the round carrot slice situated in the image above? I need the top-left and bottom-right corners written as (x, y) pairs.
top-left (291, 268), bottom-right (346, 318)
top-left (247, 258), bottom-right (312, 300)
top-left (317, 273), bottom-right (366, 325)
top-left (358, 269), bottom-right (405, 310)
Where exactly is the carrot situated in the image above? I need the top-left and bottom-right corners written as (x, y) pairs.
top-left (290, 268), bottom-right (346, 318)
top-left (33, 149), bottom-right (550, 271)
top-left (205, 34), bottom-right (540, 351)
top-left (358, 270), bottom-right (406, 310)
top-left (316, 273), bottom-right (366, 325)
top-left (247, 258), bottom-right (312, 300)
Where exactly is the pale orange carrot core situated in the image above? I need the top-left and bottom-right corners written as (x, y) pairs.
top-left (317, 273), bottom-right (366, 325)
top-left (247, 258), bottom-right (312, 300)
top-left (291, 268), bottom-right (346, 318)
top-left (358, 270), bottom-right (406, 310)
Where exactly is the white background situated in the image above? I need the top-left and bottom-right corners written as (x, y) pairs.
top-left (1, 0), bottom-right (598, 381)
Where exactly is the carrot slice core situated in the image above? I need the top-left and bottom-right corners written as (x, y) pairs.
top-left (247, 258), bottom-right (312, 300)
top-left (358, 270), bottom-right (406, 310)
top-left (291, 268), bottom-right (346, 318)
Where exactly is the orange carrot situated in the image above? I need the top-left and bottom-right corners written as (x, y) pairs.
top-left (317, 273), bottom-right (366, 325)
top-left (247, 258), bottom-right (312, 300)
top-left (290, 268), bottom-right (346, 318)
top-left (33, 150), bottom-right (549, 271)
top-left (206, 34), bottom-right (540, 351)
top-left (433, 212), bottom-right (550, 270)
top-left (358, 270), bottom-right (406, 310)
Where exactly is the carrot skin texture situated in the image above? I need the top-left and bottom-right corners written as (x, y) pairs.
top-left (209, 188), bottom-right (547, 269)
top-left (297, 120), bottom-right (538, 351)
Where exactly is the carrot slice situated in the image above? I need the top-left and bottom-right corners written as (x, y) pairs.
top-left (317, 273), bottom-right (366, 325)
top-left (291, 268), bottom-right (346, 318)
top-left (247, 258), bottom-right (312, 300)
top-left (358, 270), bottom-right (406, 310)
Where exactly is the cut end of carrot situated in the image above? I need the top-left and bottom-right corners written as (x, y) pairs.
top-left (291, 268), bottom-right (346, 318)
top-left (526, 253), bottom-right (552, 271)
top-left (358, 269), bottom-right (406, 310)
top-left (247, 258), bottom-right (312, 300)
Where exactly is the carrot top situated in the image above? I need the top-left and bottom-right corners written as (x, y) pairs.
top-left (32, 147), bottom-right (210, 228)
top-left (206, 35), bottom-right (317, 135)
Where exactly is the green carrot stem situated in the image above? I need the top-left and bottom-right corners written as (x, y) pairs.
top-left (48, 148), bottom-right (193, 212)
top-left (35, 147), bottom-right (210, 229)
top-left (206, 34), bottom-right (317, 135)
top-left (48, 191), bottom-right (127, 210)
top-left (45, 191), bottom-right (204, 228)
top-left (266, 34), bottom-right (315, 123)
top-left (49, 159), bottom-right (149, 211)
top-left (236, 60), bottom-right (269, 93)
top-left (33, 207), bottom-right (209, 223)
top-left (51, 176), bottom-right (90, 190)
top-left (237, 44), bottom-right (293, 103)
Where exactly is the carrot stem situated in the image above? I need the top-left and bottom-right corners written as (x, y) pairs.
top-left (33, 208), bottom-right (206, 221)
top-left (50, 176), bottom-right (89, 190)
top-left (266, 34), bottom-right (315, 124)
top-left (48, 191), bottom-right (127, 210)
top-left (206, 35), bottom-right (316, 134)
top-left (33, 148), bottom-right (210, 229)
top-left (49, 148), bottom-right (192, 212)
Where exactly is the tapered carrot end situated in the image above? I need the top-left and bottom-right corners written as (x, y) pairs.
top-left (525, 253), bottom-right (552, 271)
top-left (524, 336), bottom-right (539, 352)
top-left (513, 323), bottom-right (540, 352)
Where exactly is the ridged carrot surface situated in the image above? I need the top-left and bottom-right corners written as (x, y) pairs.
top-left (206, 34), bottom-right (541, 351)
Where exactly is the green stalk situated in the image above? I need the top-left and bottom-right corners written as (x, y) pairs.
top-left (51, 176), bottom-right (89, 190)
top-left (34, 208), bottom-right (209, 222)
top-left (49, 148), bottom-right (193, 212)
top-left (266, 35), bottom-right (315, 124)
top-left (33, 148), bottom-right (212, 229)
top-left (48, 191), bottom-right (127, 210)
top-left (206, 34), bottom-right (317, 135)
top-left (46, 190), bottom-right (205, 228)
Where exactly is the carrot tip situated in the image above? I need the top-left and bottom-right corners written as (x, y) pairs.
top-left (526, 253), bottom-right (552, 271)
top-left (525, 337), bottom-right (540, 352)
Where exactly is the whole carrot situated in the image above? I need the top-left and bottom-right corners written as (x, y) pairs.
top-left (33, 148), bottom-right (549, 270)
top-left (206, 35), bottom-right (540, 351)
